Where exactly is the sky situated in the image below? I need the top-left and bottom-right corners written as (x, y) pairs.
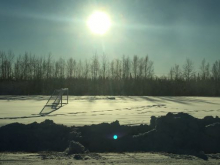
top-left (0, 0), bottom-right (220, 76)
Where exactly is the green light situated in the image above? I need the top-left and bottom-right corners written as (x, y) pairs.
top-left (113, 135), bottom-right (118, 140)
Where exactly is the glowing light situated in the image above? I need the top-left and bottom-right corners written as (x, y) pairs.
top-left (113, 135), bottom-right (118, 140)
top-left (87, 11), bottom-right (111, 35)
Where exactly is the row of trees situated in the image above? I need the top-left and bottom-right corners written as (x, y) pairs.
top-left (0, 50), bottom-right (220, 95)
top-left (0, 51), bottom-right (154, 80)
top-left (169, 59), bottom-right (220, 81)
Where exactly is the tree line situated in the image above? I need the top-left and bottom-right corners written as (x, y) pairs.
top-left (0, 50), bottom-right (220, 96)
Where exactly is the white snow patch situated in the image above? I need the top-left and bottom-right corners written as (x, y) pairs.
top-left (0, 96), bottom-right (220, 127)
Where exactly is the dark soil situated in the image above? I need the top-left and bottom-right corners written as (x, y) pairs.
top-left (0, 113), bottom-right (220, 159)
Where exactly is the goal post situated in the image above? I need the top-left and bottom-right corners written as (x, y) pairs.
top-left (60, 88), bottom-right (68, 106)
top-left (40, 88), bottom-right (69, 115)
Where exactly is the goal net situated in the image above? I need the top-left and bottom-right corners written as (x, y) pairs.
top-left (40, 88), bottom-right (68, 115)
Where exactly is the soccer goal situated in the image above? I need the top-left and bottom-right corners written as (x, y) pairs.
top-left (40, 88), bottom-right (69, 115)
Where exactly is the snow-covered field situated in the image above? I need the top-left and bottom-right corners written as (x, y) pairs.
top-left (0, 96), bottom-right (220, 127)
top-left (1, 152), bottom-right (220, 165)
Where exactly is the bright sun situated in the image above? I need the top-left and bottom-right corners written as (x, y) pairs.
top-left (87, 11), bottom-right (111, 35)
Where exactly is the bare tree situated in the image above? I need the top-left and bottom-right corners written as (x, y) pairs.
top-left (0, 51), bottom-right (14, 80)
top-left (101, 54), bottom-right (107, 79)
top-left (91, 55), bottom-right (99, 79)
top-left (212, 60), bottom-right (220, 80)
top-left (182, 59), bottom-right (194, 81)
top-left (132, 55), bottom-right (138, 79)
top-left (122, 55), bottom-right (131, 79)
top-left (59, 58), bottom-right (66, 78)
top-left (169, 64), bottom-right (182, 80)
top-left (138, 57), bottom-right (144, 78)
top-left (200, 59), bottom-right (210, 80)
top-left (169, 67), bottom-right (174, 80)
top-left (83, 60), bottom-right (90, 79)
top-left (14, 54), bottom-right (25, 80)
top-left (122, 56), bottom-right (131, 78)
top-left (54, 58), bottom-right (65, 79)
top-left (115, 59), bottom-right (122, 79)
top-left (77, 60), bottom-right (83, 78)
top-left (122, 55), bottom-right (126, 79)
top-left (66, 58), bottom-right (74, 78)
top-left (29, 54), bottom-right (37, 79)
top-left (173, 64), bottom-right (182, 80)
top-left (110, 60), bottom-right (115, 79)
top-left (46, 53), bottom-right (53, 79)
top-left (143, 55), bottom-right (154, 78)
top-left (0, 51), bottom-right (7, 79)
top-left (144, 55), bottom-right (149, 78)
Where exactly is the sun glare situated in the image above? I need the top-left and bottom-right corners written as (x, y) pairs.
top-left (87, 11), bottom-right (111, 35)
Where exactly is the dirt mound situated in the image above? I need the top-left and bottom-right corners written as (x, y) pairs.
top-left (0, 113), bottom-right (220, 159)
top-left (133, 113), bottom-right (220, 159)
top-left (0, 119), bottom-right (72, 152)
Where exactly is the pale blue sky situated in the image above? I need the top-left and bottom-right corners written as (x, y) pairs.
top-left (0, 0), bottom-right (220, 75)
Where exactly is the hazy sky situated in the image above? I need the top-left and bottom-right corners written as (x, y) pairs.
top-left (1, 0), bottom-right (220, 75)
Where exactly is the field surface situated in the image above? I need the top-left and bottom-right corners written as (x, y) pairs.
top-left (0, 96), bottom-right (220, 127)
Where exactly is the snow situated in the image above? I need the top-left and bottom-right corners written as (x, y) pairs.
top-left (2, 152), bottom-right (220, 164)
top-left (0, 96), bottom-right (220, 127)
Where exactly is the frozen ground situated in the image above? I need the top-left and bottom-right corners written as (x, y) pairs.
top-left (0, 96), bottom-right (220, 127)
top-left (0, 152), bottom-right (220, 165)
top-left (1, 152), bottom-right (220, 165)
